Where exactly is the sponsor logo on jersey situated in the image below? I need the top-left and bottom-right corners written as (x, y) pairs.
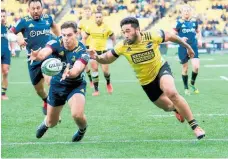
top-left (46, 21), bottom-right (50, 25)
top-left (30, 29), bottom-right (50, 37)
top-left (182, 24), bottom-right (186, 27)
top-left (131, 49), bottom-right (155, 64)
top-left (182, 28), bottom-right (196, 34)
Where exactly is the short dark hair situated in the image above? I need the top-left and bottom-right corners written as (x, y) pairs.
top-left (1, 9), bottom-right (6, 13)
top-left (28, 0), bottom-right (42, 6)
top-left (61, 21), bottom-right (77, 33)
top-left (120, 17), bottom-right (140, 29)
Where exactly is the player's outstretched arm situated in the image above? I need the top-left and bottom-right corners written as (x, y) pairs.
top-left (28, 47), bottom-right (53, 63)
top-left (88, 50), bottom-right (118, 64)
top-left (164, 31), bottom-right (195, 58)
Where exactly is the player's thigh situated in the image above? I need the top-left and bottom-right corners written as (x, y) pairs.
top-left (178, 46), bottom-right (189, 64)
top-left (28, 64), bottom-right (44, 86)
top-left (46, 104), bottom-right (63, 124)
top-left (153, 93), bottom-right (174, 111)
top-left (101, 64), bottom-right (109, 73)
top-left (67, 82), bottom-right (86, 117)
top-left (90, 60), bottom-right (98, 71)
top-left (1, 64), bottom-right (10, 75)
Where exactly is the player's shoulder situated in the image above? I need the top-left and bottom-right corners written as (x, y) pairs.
top-left (177, 18), bottom-right (184, 23)
top-left (78, 41), bottom-right (87, 50)
top-left (42, 14), bottom-right (51, 19)
top-left (22, 15), bottom-right (33, 22)
top-left (190, 17), bottom-right (197, 22)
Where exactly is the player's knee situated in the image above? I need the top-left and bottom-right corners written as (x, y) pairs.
top-left (2, 68), bottom-right (9, 75)
top-left (165, 89), bottom-right (179, 102)
top-left (71, 112), bottom-right (84, 121)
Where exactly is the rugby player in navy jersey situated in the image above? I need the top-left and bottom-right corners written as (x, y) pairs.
top-left (173, 5), bottom-right (202, 95)
top-left (29, 21), bottom-right (89, 142)
top-left (1, 9), bottom-right (16, 100)
top-left (9, 0), bottom-right (60, 115)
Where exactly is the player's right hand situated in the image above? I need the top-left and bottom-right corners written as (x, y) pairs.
top-left (87, 49), bottom-right (97, 60)
top-left (28, 48), bottom-right (41, 65)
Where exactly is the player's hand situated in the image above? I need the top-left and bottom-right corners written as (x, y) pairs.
top-left (87, 49), bottom-right (97, 60)
top-left (198, 40), bottom-right (202, 48)
top-left (182, 37), bottom-right (188, 42)
top-left (28, 47), bottom-right (41, 65)
top-left (60, 63), bottom-right (70, 82)
top-left (187, 47), bottom-right (195, 58)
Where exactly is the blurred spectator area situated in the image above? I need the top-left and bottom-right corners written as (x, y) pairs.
top-left (1, 0), bottom-right (67, 25)
top-left (151, 0), bottom-right (228, 37)
top-left (59, 0), bottom-right (173, 37)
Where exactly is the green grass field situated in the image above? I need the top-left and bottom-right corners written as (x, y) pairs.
top-left (2, 50), bottom-right (228, 158)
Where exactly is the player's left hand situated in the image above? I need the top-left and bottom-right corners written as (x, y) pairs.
top-left (187, 47), bottom-right (195, 58)
top-left (60, 63), bottom-right (70, 82)
top-left (11, 50), bottom-right (16, 57)
top-left (87, 49), bottom-right (97, 60)
top-left (28, 47), bottom-right (41, 65)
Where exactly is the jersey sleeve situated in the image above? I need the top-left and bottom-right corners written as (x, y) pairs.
top-left (173, 20), bottom-right (181, 32)
top-left (85, 25), bottom-right (90, 35)
top-left (151, 30), bottom-right (165, 44)
top-left (79, 50), bottom-right (90, 65)
top-left (107, 26), bottom-right (114, 37)
top-left (10, 18), bottom-right (26, 34)
top-left (46, 39), bottom-right (61, 54)
top-left (111, 41), bottom-right (124, 57)
top-left (78, 20), bottom-right (83, 30)
top-left (49, 15), bottom-right (54, 27)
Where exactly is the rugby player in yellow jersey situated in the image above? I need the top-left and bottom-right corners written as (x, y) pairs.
top-left (78, 5), bottom-right (93, 88)
top-left (83, 12), bottom-right (116, 96)
top-left (89, 17), bottom-right (205, 139)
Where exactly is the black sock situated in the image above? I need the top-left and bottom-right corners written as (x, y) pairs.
top-left (182, 75), bottom-right (188, 89)
top-left (104, 73), bottom-right (110, 85)
top-left (1, 87), bottom-right (7, 96)
top-left (191, 71), bottom-right (198, 85)
top-left (188, 119), bottom-right (198, 130)
top-left (79, 126), bottom-right (87, 132)
top-left (92, 75), bottom-right (99, 91)
top-left (86, 70), bottom-right (93, 82)
top-left (42, 97), bottom-right (47, 103)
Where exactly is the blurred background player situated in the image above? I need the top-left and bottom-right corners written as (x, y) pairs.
top-left (29, 21), bottom-right (89, 142)
top-left (78, 5), bottom-right (93, 88)
top-left (89, 17), bottom-right (205, 140)
top-left (9, 0), bottom-right (60, 115)
top-left (173, 5), bottom-right (202, 95)
top-left (1, 9), bottom-right (16, 100)
top-left (83, 11), bottom-right (116, 96)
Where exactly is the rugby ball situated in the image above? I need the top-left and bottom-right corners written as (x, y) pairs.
top-left (41, 58), bottom-right (63, 76)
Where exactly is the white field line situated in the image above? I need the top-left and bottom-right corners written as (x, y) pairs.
top-left (204, 64), bottom-right (228, 68)
top-left (8, 78), bottom-right (222, 84)
top-left (2, 138), bottom-right (228, 146)
top-left (220, 76), bottom-right (228, 81)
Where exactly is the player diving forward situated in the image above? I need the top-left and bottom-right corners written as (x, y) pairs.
top-left (9, 0), bottom-right (60, 115)
top-left (29, 21), bottom-right (89, 142)
top-left (89, 17), bottom-right (205, 139)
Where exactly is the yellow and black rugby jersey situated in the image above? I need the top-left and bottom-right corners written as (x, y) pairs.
top-left (111, 30), bottom-right (166, 85)
top-left (86, 23), bottom-right (113, 51)
top-left (78, 18), bottom-right (93, 46)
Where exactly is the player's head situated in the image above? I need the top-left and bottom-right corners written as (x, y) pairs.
top-left (95, 12), bottom-right (103, 26)
top-left (28, 0), bottom-right (43, 20)
top-left (181, 5), bottom-right (192, 20)
top-left (61, 21), bottom-right (78, 49)
top-left (120, 17), bottom-right (140, 45)
top-left (83, 5), bottom-right (92, 19)
top-left (1, 9), bottom-right (7, 25)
